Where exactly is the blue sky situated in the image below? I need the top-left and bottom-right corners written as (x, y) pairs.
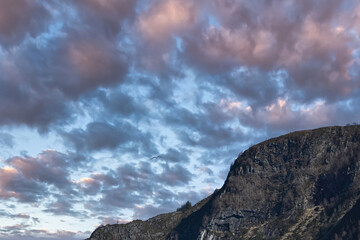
top-left (0, 0), bottom-right (360, 239)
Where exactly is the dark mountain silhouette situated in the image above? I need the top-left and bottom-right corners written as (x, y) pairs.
top-left (87, 125), bottom-right (360, 240)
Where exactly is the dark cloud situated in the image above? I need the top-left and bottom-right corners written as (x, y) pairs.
top-left (0, 210), bottom-right (30, 219)
top-left (158, 148), bottom-right (190, 163)
top-left (0, 165), bottom-right (48, 203)
top-left (74, 0), bottom-right (137, 38)
top-left (77, 177), bottom-right (101, 196)
top-left (80, 160), bottom-right (194, 216)
top-left (165, 105), bottom-right (248, 148)
top-left (83, 89), bottom-right (146, 120)
top-left (0, 0), bottom-right (360, 239)
top-left (62, 121), bottom-right (156, 155)
top-left (100, 187), bottom-right (145, 209)
top-left (217, 68), bottom-right (286, 108)
top-left (0, 72), bottom-right (73, 130)
top-left (0, 0), bottom-right (50, 47)
top-left (0, 19), bottom-right (128, 130)
top-left (44, 199), bottom-right (79, 216)
top-left (157, 163), bottom-right (192, 186)
top-left (7, 151), bottom-right (71, 189)
top-left (0, 150), bottom-right (81, 204)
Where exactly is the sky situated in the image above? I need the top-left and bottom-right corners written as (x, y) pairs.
top-left (0, 0), bottom-right (360, 239)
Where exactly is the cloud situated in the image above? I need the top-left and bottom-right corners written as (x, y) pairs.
top-left (76, 177), bottom-right (101, 196)
top-left (0, 0), bottom-right (50, 47)
top-left (0, 22), bottom-right (128, 130)
top-left (164, 105), bottom-right (248, 148)
top-left (0, 210), bottom-right (30, 219)
top-left (0, 150), bottom-right (79, 204)
top-left (62, 121), bottom-right (156, 154)
top-left (138, 0), bottom-right (195, 43)
top-left (134, 0), bottom-right (197, 73)
top-left (0, 132), bottom-right (14, 148)
top-left (157, 163), bottom-right (192, 186)
top-left (0, 66), bottom-right (73, 130)
top-left (158, 148), bottom-right (190, 163)
top-left (1, 1), bottom-right (360, 239)
top-left (132, 204), bottom-right (175, 220)
top-left (80, 160), bottom-right (194, 216)
top-left (74, 0), bottom-right (137, 38)
top-left (0, 222), bottom-right (87, 240)
top-left (7, 150), bottom-right (71, 189)
top-left (0, 166), bottom-right (48, 203)
top-left (181, 0), bottom-right (357, 101)
top-left (220, 97), bottom-right (338, 132)
top-left (97, 216), bottom-right (129, 225)
top-left (43, 199), bottom-right (80, 216)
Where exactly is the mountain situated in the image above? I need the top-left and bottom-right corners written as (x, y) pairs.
top-left (87, 125), bottom-right (360, 240)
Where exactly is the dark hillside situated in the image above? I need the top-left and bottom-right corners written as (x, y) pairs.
top-left (88, 125), bottom-right (360, 240)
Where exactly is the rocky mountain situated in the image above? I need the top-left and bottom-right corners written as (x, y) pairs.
top-left (87, 125), bottom-right (360, 240)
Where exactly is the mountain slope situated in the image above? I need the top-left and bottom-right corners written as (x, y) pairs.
top-left (87, 125), bottom-right (360, 240)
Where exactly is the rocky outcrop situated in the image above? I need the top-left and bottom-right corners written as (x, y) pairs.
top-left (88, 125), bottom-right (360, 240)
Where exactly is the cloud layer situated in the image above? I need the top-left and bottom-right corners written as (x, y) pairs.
top-left (1, 0), bottom-right (360, 239)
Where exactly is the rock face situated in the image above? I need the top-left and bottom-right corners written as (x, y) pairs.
top-left (88, 125), bottom-right (360, 240)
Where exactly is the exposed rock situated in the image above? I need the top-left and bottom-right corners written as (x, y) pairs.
top-left (87, 125), bottom-right (360, 240)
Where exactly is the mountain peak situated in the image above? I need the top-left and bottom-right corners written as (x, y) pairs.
top-left (88, 125), bottom-right (360, 240)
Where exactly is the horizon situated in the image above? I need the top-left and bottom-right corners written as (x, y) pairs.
top-left (1, 0), bottom-right (360, 239)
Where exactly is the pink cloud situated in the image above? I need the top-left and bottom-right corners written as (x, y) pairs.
top-left (221, 98), bottom-right (335, 131)
top-left (68, 40), bottom-right (125, 85)
top-left (0, 0), bottom-right (49, 47)
top-left (75, 0), bottom-right (137, 37)
top-left (138, 0), bottom-right (196, 43)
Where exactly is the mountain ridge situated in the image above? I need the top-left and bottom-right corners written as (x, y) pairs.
top-left (87, 125), bottom-right (360, 240)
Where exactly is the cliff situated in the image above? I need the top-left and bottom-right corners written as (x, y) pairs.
top-left (87, 125), bottom-right (360, 240)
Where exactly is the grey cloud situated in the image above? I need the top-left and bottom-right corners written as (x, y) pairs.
top-left (176, 190), bottom-right (205, 206)
top-left (132, 189), bottom-right (210, 220)
top-left (218, 68), bottom-right (286, 108)
top-left (97, 216), bottom-right (128, 225)
top-left (157, 163), bottom-right (192, 186)
top-left (81, 88), bottom-right (147, 121)
top-left (165, 106), bottom-right (247, 148)
top-left (132, 204), bottom-right (176, 220)
top-left (159, 148), bottom-right (190, 163)
top-left (74, 0), bottom-right (137, 38)
top-left (0, 210), bottom-right (30, 219)
top-left (0, 166), bottom-right (48, 203)
top-left (0, 223), bottom-right (30, 237)
top-left (82, 161), bottom-right (194, 214)
top-left (77, 178), bottom-right (101, 196)
top-left (43, 199), bottom-right (79, 216)
top-left (0, 0), bottom-right (50, 47)
top-left (0, 75), bottom-right (73, 131)
top-left (92, 172), bottom-right (118, 187)
top-left (100, 188), bottom-right (145, 209)
top-left (0, 24), bottom-right (128, 130)
top-left (116, 163), bottom-right (156, 195)
top-left (0, 223), bottom-right (83, 240)
top-left (0, 150), bottom-right (82, 204)
top-left (62, 121), bottom-right (154, 154)
top-left (7, 151), bottom-right (71, 189)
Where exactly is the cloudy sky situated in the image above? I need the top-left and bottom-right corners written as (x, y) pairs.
top-left (0, 0), bottom-right (360, 239)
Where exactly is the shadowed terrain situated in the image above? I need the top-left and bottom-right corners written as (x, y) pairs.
top-left (88, 125), bottom-right (360, 240)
